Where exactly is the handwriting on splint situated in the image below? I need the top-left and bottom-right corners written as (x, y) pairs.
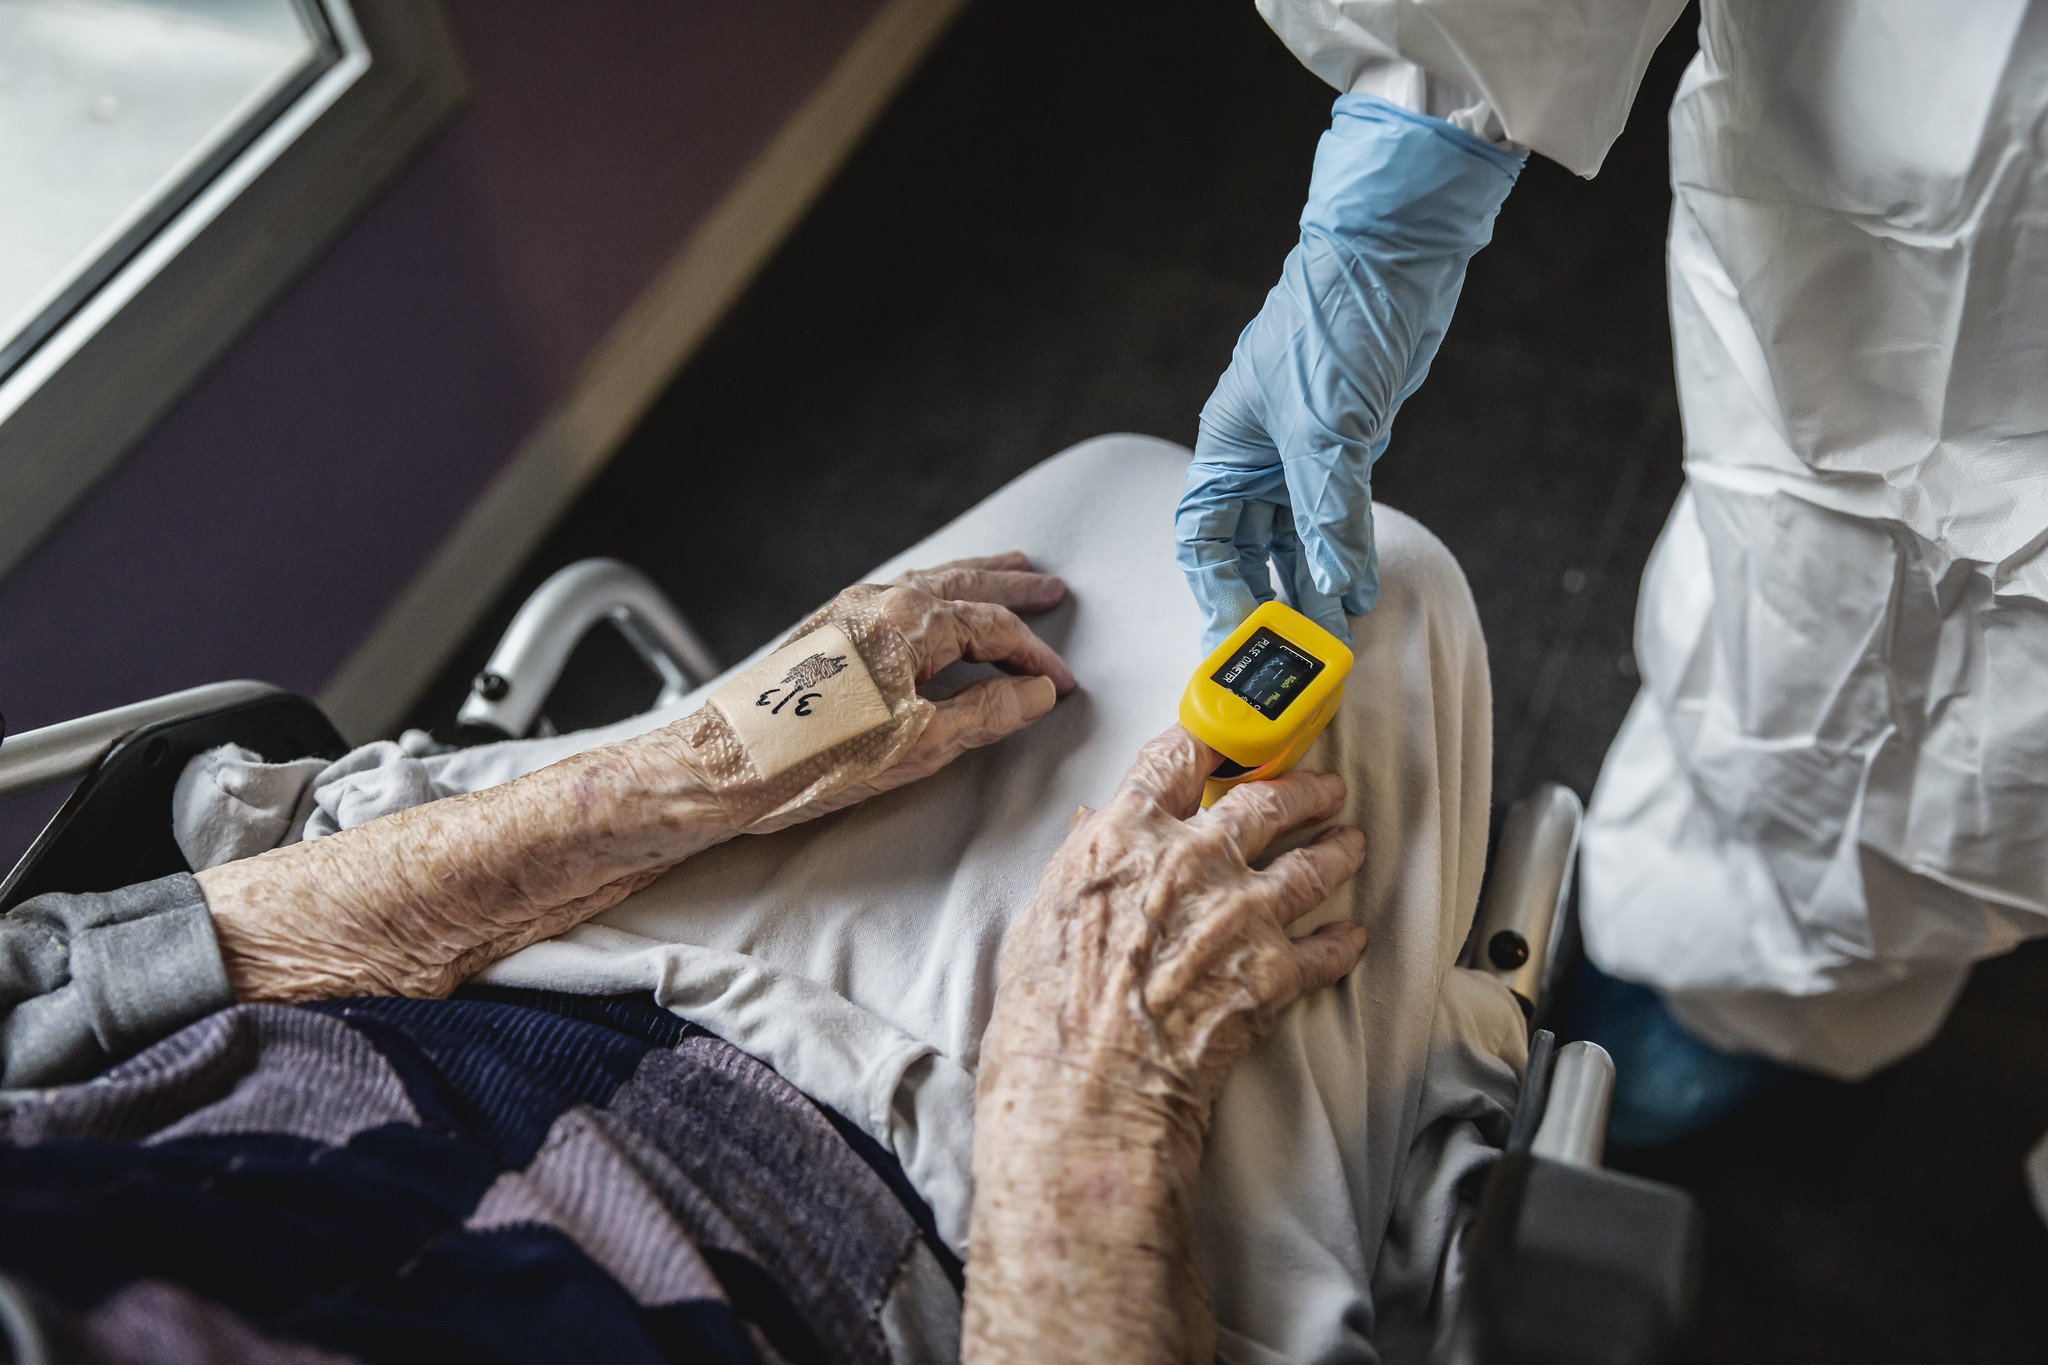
top-left (755, 651), bottom-right (849, 716)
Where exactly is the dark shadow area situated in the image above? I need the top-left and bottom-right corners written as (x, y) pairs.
top-left (1615, 938), bottom-right (2048, 1364)
top-left (387, 2), bottom-right (2048, 1360)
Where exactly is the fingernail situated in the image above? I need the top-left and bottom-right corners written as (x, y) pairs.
top-left (1031, 675), bottom-right (1058, 712)
top-left (1069, 803), bottom-right (1095, 831)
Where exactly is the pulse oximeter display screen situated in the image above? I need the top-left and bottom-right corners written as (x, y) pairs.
top-left (1211, 627), bottom-right (1323, 721)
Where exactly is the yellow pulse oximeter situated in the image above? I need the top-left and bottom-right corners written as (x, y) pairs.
top-left (1178, 600), bottom-right (1354, 808)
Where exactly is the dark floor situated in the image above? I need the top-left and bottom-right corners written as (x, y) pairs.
top-left (1623, 936), bottom-right (2048, 1364)
top-left (277, 0), bottom-right (2048, 1359)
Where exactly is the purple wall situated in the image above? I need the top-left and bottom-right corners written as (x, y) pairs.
top-left (0, 0), bottom-right (884, 855)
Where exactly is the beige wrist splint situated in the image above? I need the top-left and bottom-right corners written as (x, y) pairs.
top-left (674, 585), bottom-right (934, 831)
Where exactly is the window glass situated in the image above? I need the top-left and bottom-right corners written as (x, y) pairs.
top-left (0, 0), bottom-right (336, 376)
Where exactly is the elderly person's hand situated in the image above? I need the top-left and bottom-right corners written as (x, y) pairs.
top-left (964, 725), bottom-right (1368, 1365)
top-left (198, 554), bottom-right (1072, 1003)
top-left (747, 553), bottom-right (1076, 832)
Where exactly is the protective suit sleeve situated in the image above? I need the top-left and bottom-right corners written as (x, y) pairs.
top-left (1177, 93), bottom-right (1522, 649)
top-left (1256, 0), bottom-right (1688, 177)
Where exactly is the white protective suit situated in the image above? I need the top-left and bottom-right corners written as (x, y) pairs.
top-left (1261, 0), bottom-right (2048, 1078)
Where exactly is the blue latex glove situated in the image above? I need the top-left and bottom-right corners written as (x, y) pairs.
top-left (1177, 94), bottom-right (1524, 651)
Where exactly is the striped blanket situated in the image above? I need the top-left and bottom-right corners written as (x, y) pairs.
top-left (0, 987), bottom-right (961, 1364)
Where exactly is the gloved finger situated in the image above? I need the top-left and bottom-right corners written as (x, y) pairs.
top-left (1288, 560), bottom-right (1354, 645)
top-left (1258, 825), bottom-right (1367, 927)
top-left (1268, 519), bottom-right (1354, 644)
top-left (1231, 496), bottom-right (1280, 607)
top-left (1282, 451), bottom-right (1379, 605)
top-left (932, 601), bottom-right (1077, 694)
top-left (1197, 770), bottom-right (1347, 865)
top-left (1193, 361), bottom-right (1276, 465)
top-left (896, 565), bottom-right (1067, 612)
top-left (1285, 920), bottom-right (1370, 1001)
top-left (1265, 514), bottom-right (1303, 603)
top-left (1179, 459), bottom-right (1287, 654)
top-left (1185, 563), bottom-right (1263, 657)
top-left (1177, 482), bottom-right (1256, 593)
top-left (1110, 725), bottom-right (1214, 821)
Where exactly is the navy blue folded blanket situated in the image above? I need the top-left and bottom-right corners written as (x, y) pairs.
top-left (0, 986), bottom-right (959, 1364)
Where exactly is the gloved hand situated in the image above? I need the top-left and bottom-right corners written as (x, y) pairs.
top-left (1177, 93), bottom-right (1524, 650)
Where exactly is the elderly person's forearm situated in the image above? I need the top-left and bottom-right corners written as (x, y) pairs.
top-left (967, 1059), bottom-right (1211, 1360)
top-left (197, 730), bottom-right (731, 1001)
top-left (198, 556), bottom-right (1073, 1005)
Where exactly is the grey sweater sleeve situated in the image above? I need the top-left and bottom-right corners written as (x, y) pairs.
top-left (0, 874), bottom-right (234, 1089)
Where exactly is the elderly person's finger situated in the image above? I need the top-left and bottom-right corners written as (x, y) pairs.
top-left (896, 551), bottom-right (1030, 576)
top-left (1286, 920), bottom-right (1370, 998)
top-left (870, 675), bottom-right (1058, 790)
top-left (1108, 725), bottom-right (1215, 820)
top-left (893, 553), bottom-right (1066, 612)
top-left (1197, 771), bottom-right (1346, 862)
top-left (926, 600), bottom-right (1077, 694)
top-left (928, 568), bottom-right (1066, 611)
top-left (916, 675), bottom-right (1058, 768)
top-left (1258, 825), bottom-right (1367, 925)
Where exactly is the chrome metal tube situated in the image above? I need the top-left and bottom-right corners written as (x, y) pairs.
top-left (456, 558), bottom-right (718, 739)
top-left (1530, 1040), bottom-right (1615, 1168)
top-left (1466, 783), bottom-right (1583, 1011)
top-left (0, 680), bottom-right (278, 801)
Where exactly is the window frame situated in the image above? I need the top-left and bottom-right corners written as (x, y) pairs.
top-left (0, 0), bottom-right (469, 584)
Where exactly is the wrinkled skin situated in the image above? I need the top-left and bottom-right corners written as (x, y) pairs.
top-left (199, 554), bottom-right (1073, 1002)
top-left (750, 554), bottom-right (1076, 832)
top-left (964, 726), bottom-right (1368, 1365)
